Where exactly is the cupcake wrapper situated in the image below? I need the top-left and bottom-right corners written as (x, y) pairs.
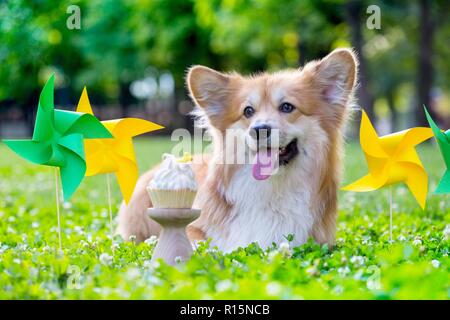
top-left (147, 188), bottom-right (197, 209)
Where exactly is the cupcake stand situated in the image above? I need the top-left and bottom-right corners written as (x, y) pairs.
top-left (148, 208), bottom-right (200, 265)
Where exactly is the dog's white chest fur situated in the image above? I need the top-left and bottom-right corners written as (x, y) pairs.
top-left (206, 163), bottom-right (315, 252)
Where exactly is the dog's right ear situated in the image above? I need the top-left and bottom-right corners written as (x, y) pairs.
top-left (187, 66), bottom-right (233, 125)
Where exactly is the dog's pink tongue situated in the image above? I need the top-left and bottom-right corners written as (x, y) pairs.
top-left (252, 148), bottom-right (277, 180)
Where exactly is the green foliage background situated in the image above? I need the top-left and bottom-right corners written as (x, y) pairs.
top-left (1, 0), bottom-right (449, 123)
top-left (0, 137), bottom-right (448, 299)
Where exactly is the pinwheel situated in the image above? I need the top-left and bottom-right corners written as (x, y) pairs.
top-left (76, 87), bottom-right (164, 203)
top-left (75, 88), bottom-right (163, 248)
top-left (4, 76), bottom-right (112, 198)
top-left (425, 107), bottom-right (450, 193)
top-left (342, 111), bottom-right (433, 241)
top-left (3, 75), bottom-right (112, 249)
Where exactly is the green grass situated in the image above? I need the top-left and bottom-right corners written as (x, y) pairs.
top-left (0, 137), bottom-right (448, 299)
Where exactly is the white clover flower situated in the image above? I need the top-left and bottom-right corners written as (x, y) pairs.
top-left (353, 269), bottom-right (364, 280)
top-left (338, 266), bottom-right (351, 275)
top-left (412, 239), bottom-right (422, 246)
top-left (128, 235), bottom-right (136, 242)
top-left (306, 266), bottom-right (319, 276)
top-left (333, 285), bottom-right (344, 295)
top-left (397, 235), bottom-right (406, 241)
top-left (126, 268), bottom-right (141, 280)
top-left (279, 241), bottom-right (291, 257)
top-left (63, 202), bottom-right (72, 209)
top-left (205, 247), bottom-right (218, 254)
top-left (99, 253), bottom-right (113, 266)
top-left (29, 267), bottom-right (38, 278)
top-left (215, 280), bottom-right (233, 292)
top-left (80, 240), bottom-right (89, 249)
top-left (144, 235), bottom-right (158, 245)
top-left (431, 260), bottom-right (440, 268)
top-left (231, 259), bottom-right (244, 269)
top-left (74, 226), bottom-right (84, 234)
top-left (279, 241), bottom-right (290, 250)
top-left (443, 225), bottom-right (450, 241)
top-left (350, 255), bottom-right (365, 267)
top-left (142, 260), bottom-right (153, 269)
top-left (266, 282), bottom-right (282, 296)
top-left (267, 250), bottom-right (279, 261)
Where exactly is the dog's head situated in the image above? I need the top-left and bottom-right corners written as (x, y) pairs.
top-left (187, 48), bottom-right (358, 180)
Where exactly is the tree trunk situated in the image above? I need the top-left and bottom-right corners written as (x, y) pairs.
top-left (119, 81), bottom-right (133, 117)
top-left (346, 1), bottom-right (375, 120)
top-left (22, 89), bottom-right (39, 136)
top-left (416, 0), bottom-right (434, 126)
top-left (386, 90), bottom-right (398, 132)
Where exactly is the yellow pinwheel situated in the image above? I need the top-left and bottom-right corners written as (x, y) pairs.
top-left (76, 88), bottom-right (164, 203)
top-left (342, 111), bottom-right (433, 209)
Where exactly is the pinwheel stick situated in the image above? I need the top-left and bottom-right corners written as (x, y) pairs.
top-left (55, 168), bottom-right (62, 251)
top-left (389, 186), bottom-right (393, 243)
top-left (106, 174), bottom-right (115, 254)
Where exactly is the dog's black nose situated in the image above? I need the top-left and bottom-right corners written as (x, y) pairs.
top-left (250, 124), bottom-right (272, 140)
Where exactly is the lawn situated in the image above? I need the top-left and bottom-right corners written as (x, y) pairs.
top-left (0, 137), bottom-right (448, 299)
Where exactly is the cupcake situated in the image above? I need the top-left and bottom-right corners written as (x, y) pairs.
top-left (146, 153), bottom-right (197, 209)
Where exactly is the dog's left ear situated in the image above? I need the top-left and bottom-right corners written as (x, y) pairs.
top-left (312, 48), bottom-right (358, 106)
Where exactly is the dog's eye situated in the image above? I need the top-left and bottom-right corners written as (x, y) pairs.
top-left (279, 102), bottom-right (295, 113)
top-left (243, 106), bottom-right (255, 118)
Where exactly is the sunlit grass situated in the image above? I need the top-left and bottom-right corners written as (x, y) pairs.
top-left (0, 137), bottom-right (448, 299)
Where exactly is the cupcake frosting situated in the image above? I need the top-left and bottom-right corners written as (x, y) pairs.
top-left (148, 153), bottom-right (197, 191)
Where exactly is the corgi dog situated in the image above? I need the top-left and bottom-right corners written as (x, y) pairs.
top-left (118, 48), bottom-right (358, 252)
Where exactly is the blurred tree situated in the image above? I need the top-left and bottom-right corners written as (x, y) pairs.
top-left (0, 0), bottom-right (88, 133)
top-left (416, 0), bottom-right (433, 127)
top-left (365, 0), bottom-right (416, 130)
top-left (193, 0), bottom-right (355, 73)
top-left (1, 0), bottom-right (449, 135)
top-left (352, 0), bottom-right (449, 128)
top-left (415, 0), bottom-right (450, 126)
top-left (346, 0), bottom-right (375, 120)
top-left (79, 0), bottom-right (219, 118)
top-left (78, 0), bottom-right (141, 116)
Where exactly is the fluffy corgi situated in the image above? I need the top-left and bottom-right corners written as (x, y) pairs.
top-left (118, 48), bottom-right (358, 252)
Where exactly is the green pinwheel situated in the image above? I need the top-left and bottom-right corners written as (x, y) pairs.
top-left (3, 75), bottom-right (112, 200)
top-left (425, 107), bottom-right (450, 193)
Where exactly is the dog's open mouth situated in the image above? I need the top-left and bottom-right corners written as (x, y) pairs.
top-left (278, 138), bottom-right (299, 165)
top-left (252, 139), bottom-right (298, 180)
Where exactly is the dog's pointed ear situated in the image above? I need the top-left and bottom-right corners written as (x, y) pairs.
top-left (310, 48), bottom-right (358, 106)
top-left (187, 66), bottom-right (234, 123)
